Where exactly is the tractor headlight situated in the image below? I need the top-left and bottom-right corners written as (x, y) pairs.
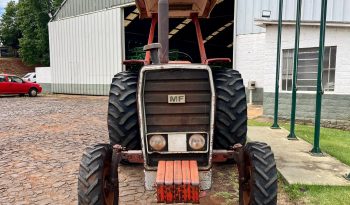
top-left (188, 134), bottom-right (206, 151)
top-left (149, 135), bottom-right (167, 151)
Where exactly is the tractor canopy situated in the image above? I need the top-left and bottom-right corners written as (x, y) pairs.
top-left (135, 0), bottom-right (219, 18)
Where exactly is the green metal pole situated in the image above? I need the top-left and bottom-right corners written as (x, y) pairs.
top-left (271, 0), bottom-right (284, 129)
top-left (287, 0), bottom-right (302, 140)
top-left (311, 0), bottom-right (328, 155)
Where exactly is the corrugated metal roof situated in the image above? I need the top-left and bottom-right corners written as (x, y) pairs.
top-left (52, 0), bottom-right (134, 21)
top-left (237, 0), bottom-right (350, 35)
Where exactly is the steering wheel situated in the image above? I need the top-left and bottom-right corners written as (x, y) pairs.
top-left (169, 51), bottom-right (193, 63)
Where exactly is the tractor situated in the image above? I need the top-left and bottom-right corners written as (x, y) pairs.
top-left (78, 0), bottom-right (278, 204)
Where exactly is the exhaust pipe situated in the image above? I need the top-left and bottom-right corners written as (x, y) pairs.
top-left (158, 0), bottom-right (169, 63)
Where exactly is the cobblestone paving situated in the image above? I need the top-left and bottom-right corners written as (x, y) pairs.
top-left (0, 95), bottom-right (294, 205)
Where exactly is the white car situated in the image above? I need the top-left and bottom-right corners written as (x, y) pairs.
top-left (23, 72), bottom-right (36, 83)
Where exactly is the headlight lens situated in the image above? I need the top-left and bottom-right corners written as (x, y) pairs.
top-left (188, 134), bottom-right (206, 150)
top-left (149, 135), bottom-right (167, 151)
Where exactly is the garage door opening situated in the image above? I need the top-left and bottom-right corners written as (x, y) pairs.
top-left (123, 0), bottom-right (234, 64)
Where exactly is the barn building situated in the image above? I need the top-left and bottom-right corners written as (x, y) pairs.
top-left (48, 0), bottom-right (350, 127)
top-left (49, 0), bottom-right (234, 95)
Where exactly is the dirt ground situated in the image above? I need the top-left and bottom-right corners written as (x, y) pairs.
top-left (0, 58), bottom-right (35, 77)
top-left (0, 95), bottom-right (295, 204)
top-left (247, 105), bottom-right (263, 119)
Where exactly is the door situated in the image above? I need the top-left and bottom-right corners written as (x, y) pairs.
top-left (8, 76), bottom-right (27, 93)
top-left (0, 75), bottom-right (10, 94)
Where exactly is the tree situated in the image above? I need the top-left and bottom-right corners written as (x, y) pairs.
top-left (0, 1), bottom-right (21, 51)
top-left (51, 0), bottom-right (64, 12)
top-left (16, 0), bottom-right (63, 66)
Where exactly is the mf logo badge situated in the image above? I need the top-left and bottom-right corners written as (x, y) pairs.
top-left (168, 94), bottom-right (186, 104)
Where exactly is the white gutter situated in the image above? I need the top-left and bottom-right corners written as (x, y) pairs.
top-left (255, 19), bottom-right (350, 28)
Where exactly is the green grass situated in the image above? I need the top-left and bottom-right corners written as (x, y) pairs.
top-left (249, 119), bottom-right (350, 204)
top-left (213, 192), bottom-right (234, 205)
top-left (283, 184), bottom-right (350, 205)
top-left (214, 191), bottom-right (233, 199)
top-left (248, 120), bottom-right (271, 127)
top-left (248, 119), bottom-right (350, 166)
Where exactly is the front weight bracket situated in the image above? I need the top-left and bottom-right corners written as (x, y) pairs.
top-left (230, 144), bottom-right (249, 205)
top-left (110, 144), bottom-right (125, 205)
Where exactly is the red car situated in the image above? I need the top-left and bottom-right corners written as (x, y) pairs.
top-left (0, 74), bottom-right (42, 97)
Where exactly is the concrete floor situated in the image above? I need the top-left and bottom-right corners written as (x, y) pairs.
top-left (248, 126), bottom-right (350, 186)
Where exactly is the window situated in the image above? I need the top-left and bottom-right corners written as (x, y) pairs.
top-left (282, 46), bottom-right (336, 91)
top-left (0, 76), bottom-right (5, 82)
top-left (9, 76), bottom-right (23, 83)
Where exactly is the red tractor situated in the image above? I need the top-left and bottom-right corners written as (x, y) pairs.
top-left (78, 0), bottom-right (278, 204)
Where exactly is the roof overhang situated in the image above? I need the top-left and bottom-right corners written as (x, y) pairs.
top-left (135, 0), bottom-right (218, 18)
top-left (255, 19), bottom-right (350, 28)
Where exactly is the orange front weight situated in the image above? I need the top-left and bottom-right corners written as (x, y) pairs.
top-left (174, 161), bottom-right (183, 202)
top-left (165, 161), bottom-right (174, 203)
top-left (156, 160), bottom-right (200, 204)
top-left (190, 160), bottom-right (200, 203)
top-left (156, 161), bottom-right (166, 202)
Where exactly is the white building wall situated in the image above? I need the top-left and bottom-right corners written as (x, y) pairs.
top-left (236, 33), bottom-right (266, 88)
top-left (49, 7), bottom-right (124, 95)
top-left (236, 24), bottom-right (350, 102)
top-left (263, 25), bottom-right (350, 94)
top-left (35, 67), bottom-right (52, 84)
top-left (36, 67), bottom-right (52, 93)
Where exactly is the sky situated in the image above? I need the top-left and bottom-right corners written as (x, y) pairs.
top-left (0, 0), bottom-right (18, 17)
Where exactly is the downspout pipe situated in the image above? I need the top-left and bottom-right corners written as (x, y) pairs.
top-left (158, 0), bottom-right (169, 64)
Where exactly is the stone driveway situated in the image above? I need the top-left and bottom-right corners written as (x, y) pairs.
top-left (0, 95), bottom-right (293, 205)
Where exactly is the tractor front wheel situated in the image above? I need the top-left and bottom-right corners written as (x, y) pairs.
top-left (78, 144), bottom-right (118, 205)
top-left (213, 69), bottom-right (247, 149)
top-left (240, 142), bottom-right (278, 205)
top-left (108, 71), bottom-right (140, 150)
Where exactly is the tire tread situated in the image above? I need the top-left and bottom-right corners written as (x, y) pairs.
top-left (243, 142), bottom-right (278, 205)
top-left (78, 144), bottom-right (113, 205)
top-left (213, 69), bottom-right (248, 149)
top-left (108, 71), bottom-right (140, 149)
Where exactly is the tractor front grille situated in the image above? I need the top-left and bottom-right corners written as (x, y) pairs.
top-left (143, 69), bottom-right (211, 133)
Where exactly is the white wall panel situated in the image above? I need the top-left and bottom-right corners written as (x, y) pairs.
top-left (49, 8), bottom-right (124, 95)
top-left (35, 67), bottom-right (52, 84)
top-left (236, 33), bottom-right (266, 88)
top-left (237, 0), bottom-right (350, 35)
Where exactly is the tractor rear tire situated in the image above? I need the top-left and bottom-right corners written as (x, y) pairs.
top-left (240, 142), bottom-right (278, 205)
top-left (78, 144), bottom-right (117, 205)
top-left (213, 69), bottom-right (248, 149)
top-left (107, 71), bottom-right (140, 150)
